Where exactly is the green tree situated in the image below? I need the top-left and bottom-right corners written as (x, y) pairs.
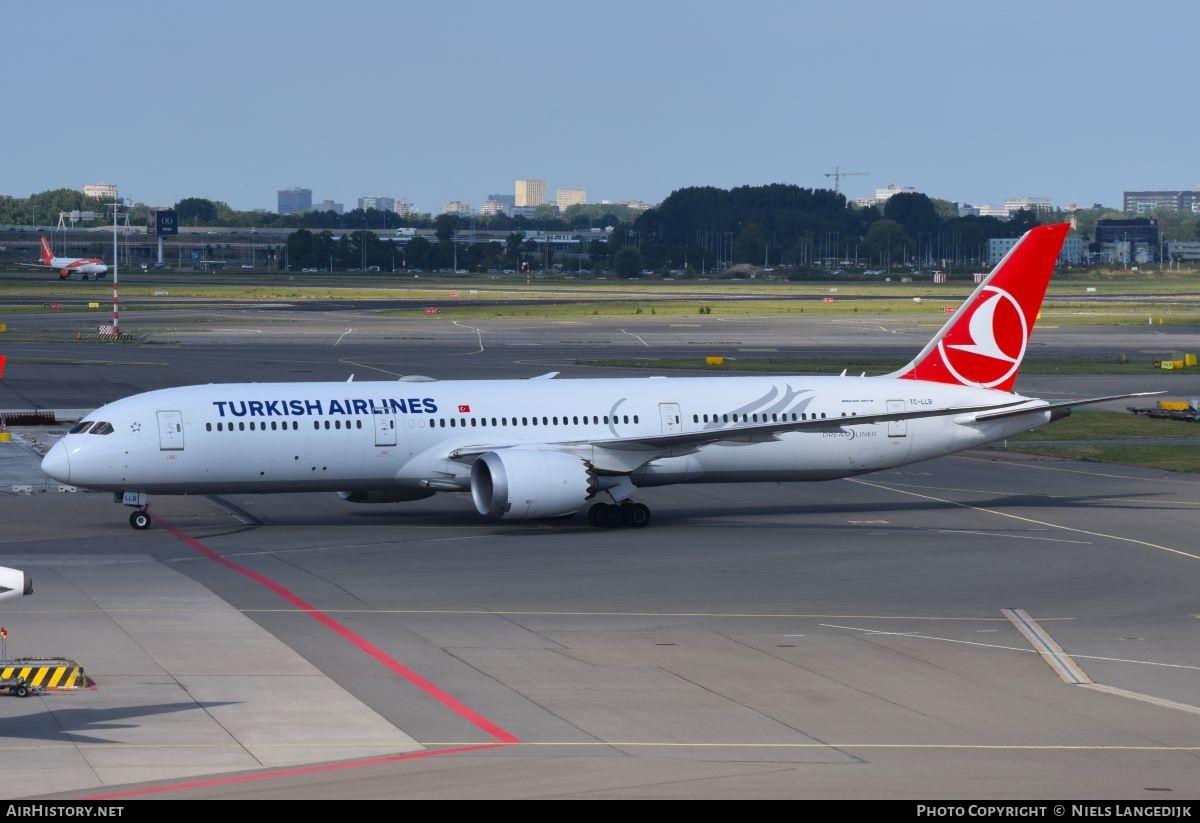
top-left (175, 197), bottom-right (219, 225)
top-left (434, 213), bottom-right (460, 244)
top-left (734, 223), bottom-right (768, 264)
top-left (883, 192), bottom-right (940, 238)
top-left (865, 218), bottom-right (910, 266)
top-left (1008, 208), bottom-right (1041, 234)
top-left (614, 247), bottom-right (643, 278)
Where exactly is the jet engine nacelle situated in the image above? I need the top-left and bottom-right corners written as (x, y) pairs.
top-left (338, 489), bottom-right (436, 504)
top-left (0, 566), bottom-right (33, 603)
top-left (471, 449), bottom-right (593, 520)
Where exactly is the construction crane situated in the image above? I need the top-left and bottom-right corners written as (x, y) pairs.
top-left (824, 167), bottom-right (868, 194)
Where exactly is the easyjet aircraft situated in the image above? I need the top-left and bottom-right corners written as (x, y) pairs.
top-left (41, 223), bottom-right (1155, 530)
top-left (22, 237), bottom-right (108, 279)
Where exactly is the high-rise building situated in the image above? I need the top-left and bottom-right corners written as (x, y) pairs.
top-left (1003, 196), bottom-right (1052, 215)
top-left (515, 179), bottom-right (546, 207)
top-left (874, 184), bottom-right (916, 203)
top-left (441, 200), bottom-right (472, 215)
top-left (83, 183), bottom-right (118, 200)
top-left (277, 187), bottom-right (313, 215)
top-left (394, 199), bottom-right (413, 216)
top-left (556, 188), bottom-right (587, 211)
top-left (358, 196), bottom-right (396, 212)
top-left (1123, 190), bottom-right (1199, 213)
top-left (315, 199), bottom-right (344, 214)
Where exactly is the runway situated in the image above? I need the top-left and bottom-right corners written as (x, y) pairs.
top-left (1, 304), bottom-right (1199, 799)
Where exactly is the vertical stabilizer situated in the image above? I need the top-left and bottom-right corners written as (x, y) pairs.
top-left (892, 223), bottom-right (1069, 392)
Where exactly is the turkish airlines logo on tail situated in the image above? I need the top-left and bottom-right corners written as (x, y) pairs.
top-left (937, 286), bottom-right (1028, 388)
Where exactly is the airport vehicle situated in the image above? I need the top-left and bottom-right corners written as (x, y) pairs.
top-left (0, 674), bottom-right (41, 698)
top-left (41, 223), bottom-right (1157, 530)
top-left (20, 237), bottom-right (108, 279)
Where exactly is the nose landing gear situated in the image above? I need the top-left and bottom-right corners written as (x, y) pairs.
top-left (129, 509), bottom-right (152, 530)
top-left (117, 491), bottom-right (152, 530)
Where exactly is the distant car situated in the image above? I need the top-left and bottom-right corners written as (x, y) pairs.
top-left (241, 264), bottom-right (254, 269)
top-left (301, 267), bottom-right (318, 272)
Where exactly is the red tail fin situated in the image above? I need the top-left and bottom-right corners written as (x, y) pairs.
top-left (40, 236), bottom-right (54, 265)
top-left (0, 354), bottom-right (6, 379)
top-left (894, 222), bottom-right (1070, 392)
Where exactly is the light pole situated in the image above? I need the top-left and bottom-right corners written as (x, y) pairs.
top-left (361, 219), bottom-right (367, 271)
top-left (108, 199), bottom-right (122, 335)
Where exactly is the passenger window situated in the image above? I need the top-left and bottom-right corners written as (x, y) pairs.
top-left (314, 421), bottom-right (320, 430)
top-left (205, 423), bottom-right (212, 432)
top-left (250, 422), bottom-right (256, 431)
top-left (324, 420), bottom-right (330, 429)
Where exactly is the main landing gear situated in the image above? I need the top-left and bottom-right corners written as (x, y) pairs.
top-left (118, 491), bottom-right (152, 530)
top-left (587, 501), bottom-right (651, 529)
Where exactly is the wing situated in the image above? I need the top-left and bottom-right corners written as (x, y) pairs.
top-left (963, 391), bottom-right (1164, 424)
top-left (443, 391), bottom-right (1165, 474)
top-left (445, 396), bottom-right (1041, 473)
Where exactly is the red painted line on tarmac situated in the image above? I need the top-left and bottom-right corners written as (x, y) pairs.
top-left (84, 743), bottom-right (503, 799)
top-left (163, 523), bottom-right (520, 744)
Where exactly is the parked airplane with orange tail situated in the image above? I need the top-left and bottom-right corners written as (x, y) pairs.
top-left (40, 223), bottom-right (1158, 530)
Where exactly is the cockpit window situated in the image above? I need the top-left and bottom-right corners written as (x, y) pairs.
top-left (90, 422), bottom-right (115, 435)
top-left (69, 421), bottom-right (95, 434)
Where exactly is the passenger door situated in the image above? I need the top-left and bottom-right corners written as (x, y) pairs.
top-left (886, 399), bottom-right (907, 437)
top-left (156, 410), bottom-right (184, 450)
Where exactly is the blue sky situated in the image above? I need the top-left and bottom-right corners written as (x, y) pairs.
top-left (4, 0), bottom-right (1195, 213)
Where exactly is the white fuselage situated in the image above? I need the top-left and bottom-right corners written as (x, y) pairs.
top-left (44, 375), bottom-right (1050, 496)
top-left (49, 256), bottom-right (108, 276)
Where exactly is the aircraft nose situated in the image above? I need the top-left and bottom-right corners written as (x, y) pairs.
top-left (41, 441), bottom-right (71, 483)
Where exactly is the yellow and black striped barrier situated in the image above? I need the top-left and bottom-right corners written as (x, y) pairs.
top-left (0, 659), bottom-right (86, 689)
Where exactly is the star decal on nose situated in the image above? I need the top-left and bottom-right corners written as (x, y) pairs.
top-left (130, 422), bottom-right (142, 433)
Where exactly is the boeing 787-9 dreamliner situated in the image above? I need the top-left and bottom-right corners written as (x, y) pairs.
top-left (41, 223), bottom-right (1154, 530)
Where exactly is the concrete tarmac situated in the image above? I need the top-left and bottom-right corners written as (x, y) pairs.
top-left (0, 304), bottom-right (1198, 799)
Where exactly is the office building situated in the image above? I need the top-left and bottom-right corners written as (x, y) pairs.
top-left (515, 179), bottom-right (546, 207)
top-left (277, 187), bottom-right (312, 215)
top-left (315, 199), bottom-right (344, 214)
top-left (83, 183), bottom-right (118, 200)
top-left (441, 200), bottom-right (472, 215)
top-left (1123, 190), bottom-right (1199, 214)
top-left (556, 188), bottom-right (587, 211)
top-left (358, 196), bottom-right (396, 212)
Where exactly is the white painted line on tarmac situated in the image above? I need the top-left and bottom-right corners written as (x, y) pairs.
top-left (934, 528), bottom-right (1091, 544)
top-left (847, 477), bottom-right (1200, 561)
top-left (620, 328), bottom-right (649, 347)
top-left (335, 328), bottom-right (354, 345)
top-left (1080, 683), bottom-right (1200, 717)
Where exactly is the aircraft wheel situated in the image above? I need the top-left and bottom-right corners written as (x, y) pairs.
top-left (601, 505), bottom-right (625, 528)
top-left (627, 503), bottom-right (651, 528)
top-left (130, 510), bottom-right (152, 530)
top-left (588, 502), bottom-right (608, 527)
